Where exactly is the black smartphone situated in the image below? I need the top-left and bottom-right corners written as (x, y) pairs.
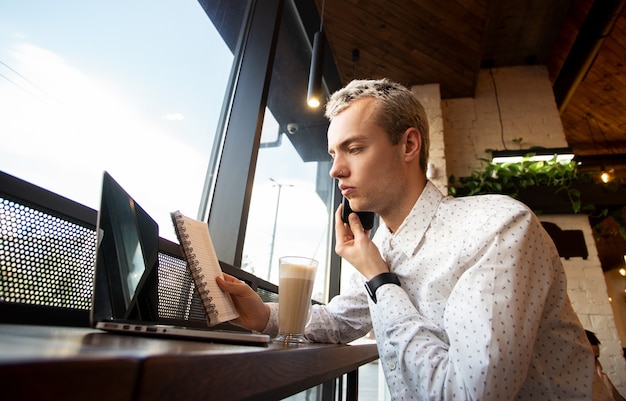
top-left (341, 197), bottom-right (375, 230)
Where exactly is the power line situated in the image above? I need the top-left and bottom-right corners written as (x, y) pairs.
top-left (0, 59), bottom-right (58, 104)
top-left (0, 70), bottom-right (47, 103)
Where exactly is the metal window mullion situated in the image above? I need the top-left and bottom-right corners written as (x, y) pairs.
top-left (207, 0), bottom-right (285, 266)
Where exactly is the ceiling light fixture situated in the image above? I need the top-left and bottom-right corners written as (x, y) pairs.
top-left (491, 147), bottom-right (575, 164)
top-left (307, 0), bottom-right (325, 108)
top-left (599, 167), bottom-right (614, 184)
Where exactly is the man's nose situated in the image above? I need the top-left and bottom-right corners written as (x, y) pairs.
top-left (329, 159), bottom-right (344, 178)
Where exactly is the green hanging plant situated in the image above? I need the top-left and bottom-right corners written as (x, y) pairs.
top-left (448, 151), bottom-right (626, 243)
top-left (448, 154), bottom-right (595, 213)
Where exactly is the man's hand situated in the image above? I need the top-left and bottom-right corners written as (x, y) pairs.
top-left (334, 204), bottom-right (389, 280)
top-left (216, 273), bottom-right (270, 332)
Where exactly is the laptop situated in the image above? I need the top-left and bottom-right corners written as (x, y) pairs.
top-left (90, 171), bottom-right (270, 345)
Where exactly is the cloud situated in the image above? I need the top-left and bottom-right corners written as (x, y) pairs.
top-left (0, 42), bottom-right (208, 230)
top-left (161, 113), bottom-right (185, 121)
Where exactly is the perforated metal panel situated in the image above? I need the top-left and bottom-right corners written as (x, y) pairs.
top-left (0, 196), bottom-right (207, 320)
top-left (257, 287), bottom-right (279, 303)
top-left (1, 196), bottom-right (224, 326)
top-left (157, 252), bottom-right (207, 322)
top-left (0, 197), bottom-right (96, 309)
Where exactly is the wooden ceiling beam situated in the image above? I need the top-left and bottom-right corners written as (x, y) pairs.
top-left (553, 0), bottom-right (626, 113)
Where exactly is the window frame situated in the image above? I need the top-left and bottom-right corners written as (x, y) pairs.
top-left (201, 0), bottom-right (344, 301)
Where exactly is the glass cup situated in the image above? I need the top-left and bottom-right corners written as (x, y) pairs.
top-left (274, 256), bottom-right (318, 344)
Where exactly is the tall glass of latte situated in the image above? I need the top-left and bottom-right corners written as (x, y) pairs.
top-left (274, 256), bottom-right (318, 344)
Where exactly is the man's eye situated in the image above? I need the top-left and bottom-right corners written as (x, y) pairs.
top-left (349, 147), bottom-right (362, 154)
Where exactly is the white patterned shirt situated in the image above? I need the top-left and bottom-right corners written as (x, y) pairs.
top-left (264, 182), bottom-right (608, 400)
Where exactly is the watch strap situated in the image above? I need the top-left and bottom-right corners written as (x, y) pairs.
top-left (365, 272), bottom-right (401, 303)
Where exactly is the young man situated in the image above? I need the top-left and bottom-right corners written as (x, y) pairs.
top-left (218, 78), bottom-right (609, 400)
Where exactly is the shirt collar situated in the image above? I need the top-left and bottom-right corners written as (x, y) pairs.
top-left (374, 181), bottom-right (444, 258)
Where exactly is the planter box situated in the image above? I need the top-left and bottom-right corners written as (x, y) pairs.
top-left (453, 184), bottom-right (626, 215)
top-left (516, 184), bottom-right (626, 215)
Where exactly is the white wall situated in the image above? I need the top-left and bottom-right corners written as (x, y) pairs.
top-left (541, 215), bottom-right (626, 393)
top-left (442, 66), bottom-right (568, 180)
top-left (411, 83), bottom-right (447, 192)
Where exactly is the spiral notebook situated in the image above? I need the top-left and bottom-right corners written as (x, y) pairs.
top-left (170, 210), bottom-right (240, 326)
top-left (91, 171), bottom-right (269, 345)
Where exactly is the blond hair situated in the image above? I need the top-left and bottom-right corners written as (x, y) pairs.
top-left (325, 78), bottom-right (429, 172)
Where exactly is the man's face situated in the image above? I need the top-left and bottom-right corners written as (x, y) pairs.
top-left (327, 98), bottom-right (404, 215)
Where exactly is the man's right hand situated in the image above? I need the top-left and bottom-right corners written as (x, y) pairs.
top-left (216, 273), bottom-right (270, 332)
top-left (335, 203), bottom-right (388, 280)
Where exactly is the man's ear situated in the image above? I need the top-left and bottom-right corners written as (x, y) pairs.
top-left (402, 127), bottom-right (421, 162)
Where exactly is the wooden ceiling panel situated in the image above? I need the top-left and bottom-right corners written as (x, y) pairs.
top-left (315, 0), bottom-right (624, 167)
top-left (558, 6), bottom-right (626, 157)
top-left (321, 0), bottom-right (487, 98)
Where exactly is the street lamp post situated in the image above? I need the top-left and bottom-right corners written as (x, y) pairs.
top-left (268, 178), bottom-right (293, 280)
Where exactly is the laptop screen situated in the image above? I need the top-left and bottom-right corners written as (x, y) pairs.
top-left (91, 171), bottom-right (160, 325)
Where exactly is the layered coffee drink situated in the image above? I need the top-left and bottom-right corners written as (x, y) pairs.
top-left (275, 256), bottom-right (317, 344)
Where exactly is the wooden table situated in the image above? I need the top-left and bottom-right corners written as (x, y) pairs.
top-left (0, 324), bottom-right (379, 401)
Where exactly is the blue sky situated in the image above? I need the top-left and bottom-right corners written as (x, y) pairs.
top-left (0, 0), bottom-right (233, 240)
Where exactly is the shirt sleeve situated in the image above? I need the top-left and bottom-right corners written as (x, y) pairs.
top-left (305, 269), bottom-right (373, 343)
top-left (372, 206), bottom-right (584, 400)
top-left (261, 269), bottom-right (373, 343)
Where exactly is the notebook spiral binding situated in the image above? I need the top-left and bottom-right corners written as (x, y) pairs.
top-left (171, 211), bottom-right (218, 317)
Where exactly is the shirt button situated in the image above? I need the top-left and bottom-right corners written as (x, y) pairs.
top-left (387, 362), bottom-right (396, 371)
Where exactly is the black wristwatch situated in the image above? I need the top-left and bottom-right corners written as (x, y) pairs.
top-left (365, 272), bottom-right (401, 303)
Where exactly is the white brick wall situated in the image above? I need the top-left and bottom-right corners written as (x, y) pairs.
top-left (540, 215), bottom-right (626, 394)
top-left (411, 83), bottom-right (447, 192)
top-left (442, 65), bottom-right (568, 180)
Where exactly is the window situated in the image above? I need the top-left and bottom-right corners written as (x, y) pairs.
top-left (1, 0), bottom-right (344, 301)
top-left (0, 0), bottom-right (239, 242)
top-left (243, 107), bottom-right (332, 301)
top-left (235, 1), bottom-right (334, 303)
